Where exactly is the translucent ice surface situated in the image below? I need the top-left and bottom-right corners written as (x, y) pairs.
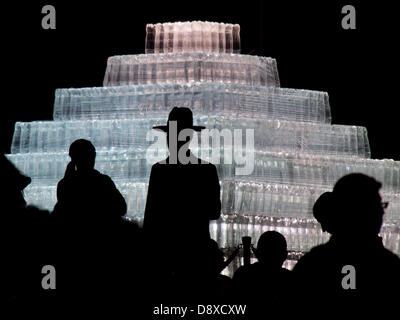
top-left (7, 20), bottom-right (400, 258)
top-left (145, 21), bottom-right (241, 54)
top-left (53, 83), bottom-right (331, 123)
top-left (21, 183), bottom-right (400, 254)
top-left (11, 118), bottom-right (369, 157)
top-left (211, 214), bottom-right (400, 253)
top-left (7, 150), bottom-right (400, 193)
top-left (103, 53), bottom-right (280, 87)
top-left (19, 181), bottom-right (400, 221)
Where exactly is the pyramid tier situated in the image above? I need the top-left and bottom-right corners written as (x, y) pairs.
top-left (250, 151), bottom-right (399, 193)
top-left (19, 184), bottom-right (400, 255)
top-left (54, 83), bottom-right (330, 123)
top-left (19, 179), bottom-right (400, 222)
top-left (103, 53), bottom-right (279, 87)
top-left (224, 179), bottom-right (400, 222)
top-left (11, 118), bottom-right (369, 157)
top-left (145, 21), bottom-right (241, 54)
top-left (7, 149), bottom-right (400, 194)
top-left (22, 182), bottom-right (327, 219)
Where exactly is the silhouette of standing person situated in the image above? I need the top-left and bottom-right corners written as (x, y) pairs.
top-left (1, 154), bottom-right (52, 302)
top-left (293, 173), bottom-right (400, 316)
top-left (53, 139), bottom-right (126, 225)
top-left (52, 139), bottom-right (127, 305)
top-left (143, 107), bottom-right (221, 274)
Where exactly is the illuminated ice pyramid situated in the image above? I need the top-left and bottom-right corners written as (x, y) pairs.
top-left (7, 22), bottom-right (400, 265)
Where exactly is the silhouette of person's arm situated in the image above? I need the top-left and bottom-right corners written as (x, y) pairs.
top-left (143, 165), bottom-right (158, 231)
top-left (220, 246), bottom-right (239, 272)
top-left (56, 180), bottom-right (65, 202)
top-left (53, 178), bottom-right (68, 215)
top-left (64, 161), bottom-right (76, 178)
top-left (104, 175), bottom-right (127, 217)
top-left (207, 164), bottom-right (221, 220)
top-left (53, 161), bottom-right (75, 215)
top-left (291, 250), bottom-right (321, 297)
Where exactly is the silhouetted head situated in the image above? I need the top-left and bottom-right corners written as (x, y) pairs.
top-left (153, 107), bottom-right (205, 158)
top-left (313, 192), bottom-right (336, 234)
top-left (69, 139), bottom-right (96, 172)
top-left (255, 231), bottom-right (288, 267)
top-left (1, 153), bottom-right (31, 209)
top-left (332, 173), bottom-right (385, 238)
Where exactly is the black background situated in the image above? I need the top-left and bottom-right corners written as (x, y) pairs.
top-left (1, 1), bottom-right (399, 160)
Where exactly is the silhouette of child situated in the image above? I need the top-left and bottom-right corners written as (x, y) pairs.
top-left (233, 231), bottom-right (293, 307)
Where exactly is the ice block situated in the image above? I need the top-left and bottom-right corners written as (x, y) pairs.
top-left (6, 20), bottom-right (400, 261)
top-left (145, 22), bottom-right (240, 54)
top-left (7, 150), bottom-right (400, 193)
top-left (53, 83), bottom-right (331, 123)
top-left (20, 180), bottom-right (400, 222)
top-left (211, 214), bottom-right (400, 253)
top-left (11, 118), bottom-right (370, 158)
top-left (103, 53), bottom-right (280, 87)
top-left (21, 183), bottom-right (400, 254)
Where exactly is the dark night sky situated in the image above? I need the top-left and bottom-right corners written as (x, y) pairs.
top-left (1, 1), bottom-right (399, 160)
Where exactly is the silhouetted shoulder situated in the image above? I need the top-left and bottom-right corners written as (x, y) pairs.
top-left (378, 247), bottom-right (400, 272)
top-left (292, 243), bottom-right (331, 272)
top-left (203, 161), bottom-right (218, 171)
top-left (196, 157), bottom-right (220, 169)
top-left (195, 157), bottom-right (212, 165)
top-left (152, 161), bottom-right (166, 169)
top-left (232, 264), bottom-right (250, 280)
top-left (382, 248), bottom-right (400, 264)
top-left (96, 171), bottom-right (118, 186)
top-left (152, 155), bottom-right (217, 167)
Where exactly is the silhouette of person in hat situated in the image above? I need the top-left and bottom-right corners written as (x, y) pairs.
top-left (293, 173), bottom-right (400, 316)
top-left (143, 107), bottom-right (221, 274)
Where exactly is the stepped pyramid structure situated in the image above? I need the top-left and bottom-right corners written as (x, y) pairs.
top-left (7, 21), bottom-right (400, 267)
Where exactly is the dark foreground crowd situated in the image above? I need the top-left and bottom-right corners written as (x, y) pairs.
top-left (2, 109), bottom-right (400, 318)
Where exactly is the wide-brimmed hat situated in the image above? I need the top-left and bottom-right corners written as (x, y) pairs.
top-left (153, 107), bottom-right (205, 132)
